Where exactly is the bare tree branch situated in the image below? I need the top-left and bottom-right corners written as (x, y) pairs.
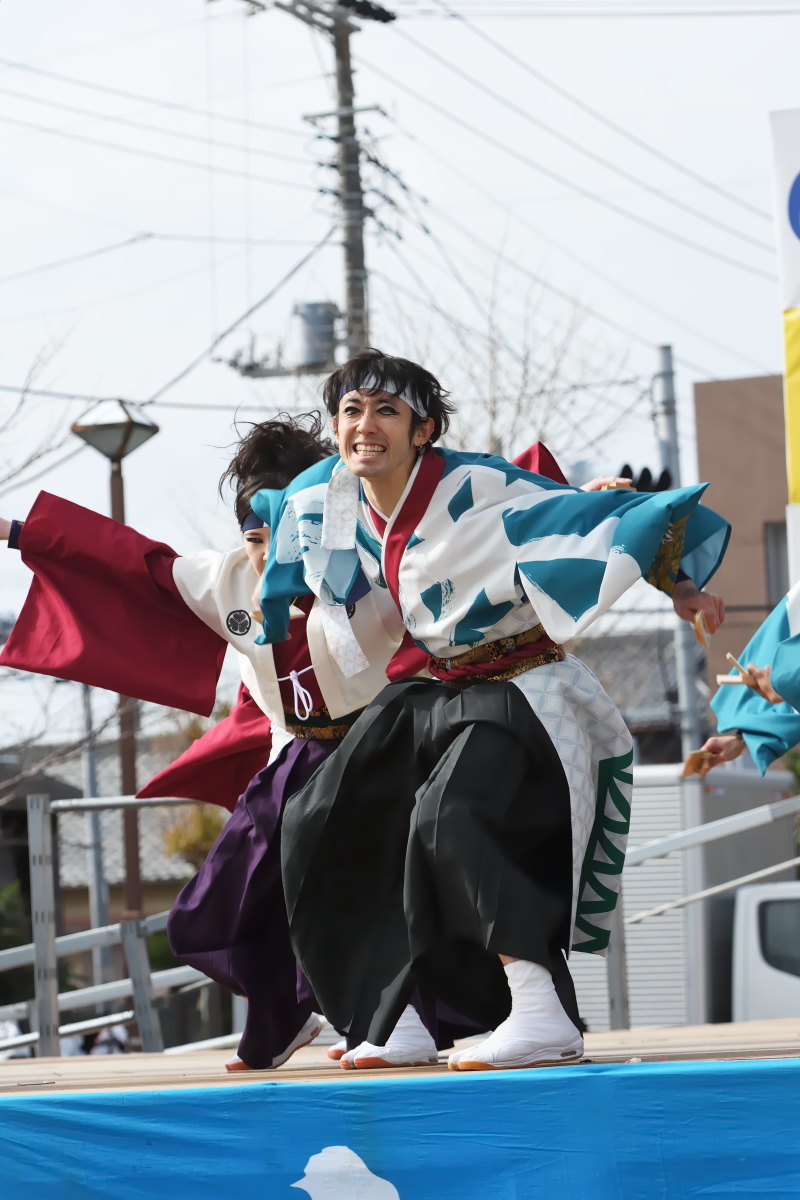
top-left (0, 339), bottom-right (73, 488)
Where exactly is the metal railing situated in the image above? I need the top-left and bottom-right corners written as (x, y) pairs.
top-left (604, 791), bottom-right (800, 1028)
top-left (6, 788), bottom-right (800, 1054)
top-left (1, 793), bottom-right (205, 1057)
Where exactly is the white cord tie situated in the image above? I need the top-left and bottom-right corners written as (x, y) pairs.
top-left (277, 665), bottom-right (315, 720)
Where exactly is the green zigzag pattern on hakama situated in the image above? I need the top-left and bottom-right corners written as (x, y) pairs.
top-left (573, 748), bottom-right (633, 954)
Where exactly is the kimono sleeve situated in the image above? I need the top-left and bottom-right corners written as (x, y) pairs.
top-left (772, 634), bottom-right (800, 712)
top-left (503, 478), bottom-right (729, 642)
top-left (251, 462), bottom-right (343, 646)
top-left (715, 692), bottom-right (800, 777)
top-left (711, 585), bottom-right (800, 773)
top-left (136, 684), bottom-right (271, 811)
top-left (0, 491), bottom-right (226, 715)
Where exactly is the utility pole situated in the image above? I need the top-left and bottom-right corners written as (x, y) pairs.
top-left (654, 345), bottom-right (705, 756)
top-left (332, 14), bottom-right (368, 355)
top-left (275, 1), bottom-right (394, 356)
top-left (111, 462), bottom-right (143, 916)
top-left (72, 400), bottom-right (157, 916)
top-left (654, 342), bottom-right (709, 1025)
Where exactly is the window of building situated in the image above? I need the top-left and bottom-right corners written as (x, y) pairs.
top-left (764, 521), bottom-right (789, 607)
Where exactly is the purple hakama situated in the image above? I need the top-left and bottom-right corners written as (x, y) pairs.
top-left (167, 735), bottom-right (337, 1069)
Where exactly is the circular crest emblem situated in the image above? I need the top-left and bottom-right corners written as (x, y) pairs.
top-left (226, 609), bottom-right (252, 636)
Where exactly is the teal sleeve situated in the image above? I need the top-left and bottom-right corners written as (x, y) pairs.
top-left (251, 487), bottom-right (312, 646)
top-left (770, 633), bottom-right (800, 712)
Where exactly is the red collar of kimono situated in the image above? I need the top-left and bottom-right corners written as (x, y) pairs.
top-left (368, 448), bottom-right (444, 613)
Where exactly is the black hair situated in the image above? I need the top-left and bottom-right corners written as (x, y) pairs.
top-left (219, 412), bottom-right (334, 525)
top-left (322, 348), bottom-right (454, 444)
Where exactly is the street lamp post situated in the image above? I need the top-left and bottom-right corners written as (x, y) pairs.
top-left (80, 682), bottom-right (111, 986)
top-left (71, 400), bottom-right (159, 915)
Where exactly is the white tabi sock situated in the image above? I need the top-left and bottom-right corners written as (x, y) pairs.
top-left (340, 1004), bottom-right (438, 1069)
top-left (225, 1012), bottom-right (324, 1072)
top-left (448, 960), bottom-right (583, 1071)
top-left (326, 1038), bottom-right (348, 1061)
top-left (271, 1012), bottom-right (324, 1068)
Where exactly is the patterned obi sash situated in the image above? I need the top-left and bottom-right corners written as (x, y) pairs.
top-left (427, 624), bottom-right (565, 686)
top-left (284, 706), bottom-right (362, 740)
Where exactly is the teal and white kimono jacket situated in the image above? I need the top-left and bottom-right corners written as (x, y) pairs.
top-left (254, 447), bottom-right (729, 955)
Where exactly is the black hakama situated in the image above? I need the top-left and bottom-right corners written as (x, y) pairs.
top-left (281, 678), bottom-right (579, 1047)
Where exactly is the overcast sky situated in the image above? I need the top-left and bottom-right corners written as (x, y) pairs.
top-left (0, 0), bottom-right (796, 747)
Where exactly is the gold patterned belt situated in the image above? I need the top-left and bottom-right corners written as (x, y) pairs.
top-left (428, 624), bottom-right (565, 686)
top-left (284, 706), bottom-right (361, 740)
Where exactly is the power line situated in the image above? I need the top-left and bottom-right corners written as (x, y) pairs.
top-left (378, 211), bottom-right (634, 372)
top-left (0, 383), bottom-right (128, 404)
top-left (370, 262), bottom-right (652, 435)
top-left (0, 227), bottom-right (327, 310)
top-left (0, 382), bottom-right (269, 415)
top-left (0, 86), bottom-right (314, 168)
top-left (371, 229), bottom-right (647, 446)
top-left (0, 235), bottom-right (152, 285)
top-left (0, 57), bottom-right (307, 139)
top-left (426, 0), bottom-right (770, 222)
top-left (367, 159), bottom-right (605, 378)
top-left (0, 113), bottom-right (317, 193)
top-left (384, 121), bottom-right (772, 373)
top-left (395, 2), bottom-right (800, 16)
top-left (144, 226), bottom-right (337, 405)
top-left (390, 26), bottom-right (773, 255)
top-left (365, 146), bottom-right (705, 363)
top-left (371, 153), bottom-right (777, 432)
top-left (0, 444), bottom-right (87, 500)
top-left (373, 228), bottom-right (495, 386)
top-left (0, 244), bottom-right (253, 324)
top-left (390, 203), bottom-right (656, 350)
top-left (0, 236), bottom-right (337, 414)
top-left (366, 148), bottom-right (529, 368)
top-left (138, 398), bottom-right (268, 413)
top-left (354, 57), bottom-right (776, 281)
top-left (151, 233), bottom-right (332, 246)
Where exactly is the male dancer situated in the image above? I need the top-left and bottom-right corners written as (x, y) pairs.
top-left (256, 349), bottom-right (729, 1072)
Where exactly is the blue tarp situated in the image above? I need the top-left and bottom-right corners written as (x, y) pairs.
top-left (2, 1058), bottom-right (800, 1199)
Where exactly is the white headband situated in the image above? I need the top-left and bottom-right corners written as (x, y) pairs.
top-left (339, 372), bottom-right (428, 420)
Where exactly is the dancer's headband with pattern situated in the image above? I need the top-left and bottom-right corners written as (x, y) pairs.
top-left (339, 373), bottom-right (428, 420)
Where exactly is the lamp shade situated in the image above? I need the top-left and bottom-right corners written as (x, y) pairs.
top-left (71, 400), bottom-right (159, 461)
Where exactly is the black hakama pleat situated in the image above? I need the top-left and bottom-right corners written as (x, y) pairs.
top-left (281, 677), bottom-right (577, 1047)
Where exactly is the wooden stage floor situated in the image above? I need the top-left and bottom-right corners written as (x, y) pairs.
top-left (2, 1017), bottom-right (799, 1096)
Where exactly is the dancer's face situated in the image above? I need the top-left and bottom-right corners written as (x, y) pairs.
top-left (333, 389), bottom-right (433, 513)
top-left (242, 526), bottom-right (270, 576)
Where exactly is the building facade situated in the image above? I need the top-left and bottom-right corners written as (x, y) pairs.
top-left (694, 374), bottom-right (789, 683)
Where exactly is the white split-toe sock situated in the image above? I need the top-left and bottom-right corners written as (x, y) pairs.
top-left (225, 1012), bottom-right (324, 1072)
top-left (326, 1038), bottom-right (348, 1061)
top-left (271, 1012), bottom-right (324, 1068)
top-left (448, 960), bottom-right (583, 1072)
top-left (340, 1004), bottom-right (438, 1070)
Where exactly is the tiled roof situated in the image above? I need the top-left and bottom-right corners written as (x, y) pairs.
top-left (58, 805), bottom-right (195, 888)
top-left (5, 735), bottom-right (206, 887)
top-left (53, 739), bottom-right (203, 887)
